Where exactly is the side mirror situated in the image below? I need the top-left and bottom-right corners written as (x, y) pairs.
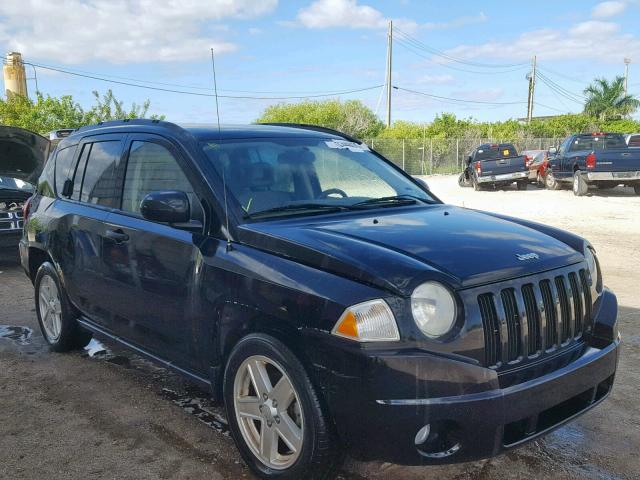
top-left (415, 178), bottom-right (430, 191)
top-left (548, 146), bottom-right (557, 154)
top-left (140, 190), bottom-right (190, 224)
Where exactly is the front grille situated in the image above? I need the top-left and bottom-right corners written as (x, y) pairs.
top-left (477, 267), bottom-right (593, 368)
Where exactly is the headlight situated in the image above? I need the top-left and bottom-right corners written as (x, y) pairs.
top-left (332, 299), bottom-right (400, 342)
top-left (584, 245), bottom-right (601, 292)
top-left (411, 282), bottom-right (457, 338)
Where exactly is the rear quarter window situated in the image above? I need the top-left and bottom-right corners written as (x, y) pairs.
top-left (54, 145), bottom-right (78, 196)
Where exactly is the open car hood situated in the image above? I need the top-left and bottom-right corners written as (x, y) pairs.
top-left (0, 126), bottom-right (50, 184)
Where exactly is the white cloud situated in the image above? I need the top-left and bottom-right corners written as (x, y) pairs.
top-left (0, 0), bottom-right (278, 64)
top-left (295, 0), bottom-right (417, 31)
top-left (423, 12), bottom-right (488, 30)
top-left (592, 1), bottom-right (627, 18)
top-left (441, 19), bottom-right (640, 64)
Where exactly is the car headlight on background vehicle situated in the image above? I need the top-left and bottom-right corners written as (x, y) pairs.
top-left (584, 245), bottom-right (602, 293)
top-left (332, 299), bottom-right (400, 342)
top-left (411, 282), bottom-right (457, 338)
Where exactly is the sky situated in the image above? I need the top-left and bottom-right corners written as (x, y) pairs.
top-left (1, 0), bottom-right (640, 125)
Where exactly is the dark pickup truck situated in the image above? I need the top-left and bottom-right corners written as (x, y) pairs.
top-left (459, 143), bottom-right (529, 191)
top-left (546, 133), bottom-right (640, 196)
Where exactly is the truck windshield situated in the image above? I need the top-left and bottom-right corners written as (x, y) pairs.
top-left (475, 144), bottom-right (518, 161)
top-left (0, 176), bottom-right (33, 192)
top-left (571, 134), bottom-right (627, 151)
top-left (201, 137), bottom-right (435, 218)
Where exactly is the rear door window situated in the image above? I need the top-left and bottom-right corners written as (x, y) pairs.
top-left (80, 140), bottom-right (125, 207)
top-left (54, 145), bottom-right (78, 196)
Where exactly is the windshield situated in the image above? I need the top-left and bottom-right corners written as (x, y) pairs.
top-left (201, 137), bottom-right (435, 218)
top-left (475, 144), bottom-right (518, 161)
top-left (0, 176), bottom-right (34, 192)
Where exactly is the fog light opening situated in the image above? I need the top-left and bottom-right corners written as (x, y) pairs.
top-left (415, 421), bottom-right (462, 459)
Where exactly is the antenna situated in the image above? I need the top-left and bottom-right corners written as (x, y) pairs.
top-left (211, 48), bottom-right (232, 252)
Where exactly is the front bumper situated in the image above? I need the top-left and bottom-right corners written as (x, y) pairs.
top-left (477, 171), bottom-right (529, 183)
top-left (586, 171), bottom-right (640, 181)
top-left (311, 289), bottom-right (619, 465)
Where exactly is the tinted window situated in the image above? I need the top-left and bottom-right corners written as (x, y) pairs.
top-left (80, 141), bottom-right (124, 207)
top-left (54, 145), bottom-right (78, 196)
top-left (475, 144), bottom-right (518, 161)
top-left (71, 144), bottom-right (91, 200)
top-left (37, 158), bottom-right (55, 198)
top-left (122, 141), bottom-right (202, 220)
top-left (569, 134), bottom-right (627, 152)
top-left (628, 135), bottom-right (640, 147)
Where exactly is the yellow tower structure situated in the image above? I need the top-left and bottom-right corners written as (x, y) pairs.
top-left (3, 52), bottom-right (28, 98)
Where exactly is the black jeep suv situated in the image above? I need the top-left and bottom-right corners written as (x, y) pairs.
top-left (18, 120), bottom-right (619, 479)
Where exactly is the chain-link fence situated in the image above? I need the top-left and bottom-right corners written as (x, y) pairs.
top-left (365, 138), bottom-right (563, 175)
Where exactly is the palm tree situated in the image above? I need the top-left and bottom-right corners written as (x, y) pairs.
top-left (583, 76), bottom-right (640, 120)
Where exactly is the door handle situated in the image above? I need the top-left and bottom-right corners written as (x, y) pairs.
top-left (105, 229), bottom-right (129, 244)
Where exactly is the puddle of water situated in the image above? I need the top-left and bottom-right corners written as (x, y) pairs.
top-left (0, 325), bottom-right (33, 345)
top-left (161, 387), bottom-right (229, 434)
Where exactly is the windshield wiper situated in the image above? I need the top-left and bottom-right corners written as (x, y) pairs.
top-left (349, 195), bottom-right (424, 209)
top-left (244, 203), bottom-right (349, 219)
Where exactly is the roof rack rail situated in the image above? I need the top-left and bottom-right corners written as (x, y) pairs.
top-left (74, 118), bottom-right (179, 133)
top-left (258, 123), bottom-right (362, 144)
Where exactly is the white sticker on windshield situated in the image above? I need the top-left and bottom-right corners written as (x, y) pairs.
top-left (325, 139), bottom-right (369, 152)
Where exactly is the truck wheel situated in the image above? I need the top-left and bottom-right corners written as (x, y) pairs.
top-left (634, 185), bottom-right (640, 195)
top-left (34, 262), bottom-right (92, 352)
top-left (224, 334), bottom-right (340, 480)
top-left (573, 171), bottom-right (589, 196)
top-left (545, 172), bottom-right (561, 190)
top-left (516, 181), bottom-right (527, 191)
top-left (472, 176), bottom-right (484, 191)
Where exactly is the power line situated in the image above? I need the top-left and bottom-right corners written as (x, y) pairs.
top-left (394, 28), bottom-right (529, 69)
top-left (393, 85), bottom-right (525, 105)
top-left (394, 38), bottom-right (527, 75)
top-left (25, 62), bottom-right (384, 100)
top-left (536, 70), bottom-right (585, 103)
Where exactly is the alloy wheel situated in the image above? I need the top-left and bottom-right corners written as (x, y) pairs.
top-left (38, 275), bottom-right (62, 342)
top-left (233, 355), bottom-right (304, 470)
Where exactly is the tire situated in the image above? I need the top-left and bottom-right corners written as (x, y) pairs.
top-left (545, 172), bottom-right (561, 190)
top-left (34, 262), bottom-right (92, 352)
top-left (472, 175), bottom-right (484, 191)
top-left (572, 171), bottom-right (589, 197)
top-left (458, 172), bottom-right (470, 188)
top-left (224, 334), bottom-right (340, 480)
top-left (634, 185), bottom-right (640, 195)
top-left (516, 181), bottom-right (527, 191)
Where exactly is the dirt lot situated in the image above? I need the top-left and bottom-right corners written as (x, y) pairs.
top-left (1, 175), bottom-right (638, 480)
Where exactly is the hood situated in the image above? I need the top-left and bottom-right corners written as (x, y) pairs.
top-left (0, 126), bottom-right (50, 184)
top-left (237, 205), bottom-right (584, 295)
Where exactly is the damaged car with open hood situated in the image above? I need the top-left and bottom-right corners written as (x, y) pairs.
top-left (18, 120), bottom-right (620, 480)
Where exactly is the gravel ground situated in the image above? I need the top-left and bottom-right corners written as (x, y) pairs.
top-left (0, 175), bottom-right (638, 479)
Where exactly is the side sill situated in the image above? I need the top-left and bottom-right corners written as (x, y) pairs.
top-left (77, 317), bottom-right (212, 392)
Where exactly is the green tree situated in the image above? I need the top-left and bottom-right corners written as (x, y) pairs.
top-left (256, 99), bottom-right (383, 139)
top-left (583, 76), bottom-right (640, 121)
top-left (0, 90), bottom-right (163, 134)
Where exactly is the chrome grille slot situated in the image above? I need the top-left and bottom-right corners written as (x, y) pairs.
top-left (539, 280), bottom-right (558, 349)
top-left (521, 284), bottom-right (541, 355)
top-left (478, 293), bottom-right (501, 367)
top-left (475, 265), bottom-right (595, 369)
top-left (500, 288), bottom-right (522, 362)
top-left (555, 276), bottom-right (571, 343)
top-left (568, 272), bottom-right (583, 338)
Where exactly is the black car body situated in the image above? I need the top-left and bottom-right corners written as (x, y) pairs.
top-left (460, 143), bottom-right (530, 190)
top-left (16, 120), bottom-right (619, 478)
top-left (547, 132), bottom-right (640, 195)
top-left (0, 126), bottom-right (47, 255)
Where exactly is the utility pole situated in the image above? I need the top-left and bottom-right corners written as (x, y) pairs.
top-left (526, 55), bottom-right (537, 123)
top-left (624, 57), bottom-right (631, 96)
top-left (386, 20), bottom-right (393, 128)
top-left (3, 52), bottom-right (28, 99)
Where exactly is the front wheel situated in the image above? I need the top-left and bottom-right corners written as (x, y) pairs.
top-left (34, 262), bottom-right (92, 351)
top-left (573, 171), bottom-right (589, 196)
top-left (224, 334), bottom-right (340, 479)
top-left (458, 172), bottom-right (471, 188)
top-left (545, 172), bottom-right (561, 190)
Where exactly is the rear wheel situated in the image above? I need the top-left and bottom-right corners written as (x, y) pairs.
top-left (634, 185), bottom-right (640, 195)
top-left (545, 172), bottom-right (561, 190)
top-left (516, 181), bottom-right (527, 191)
top-left (34, 262), bottom-right (92, 351)
top-left (573, 171), bottom-right (589, 196)
top-left (224, 334), bottom-right (339, 479)
top-left (472, 175), bottom-right (484, 191)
